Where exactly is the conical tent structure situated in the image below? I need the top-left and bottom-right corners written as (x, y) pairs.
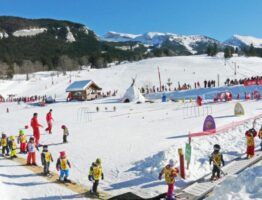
top-left (122, 79), bottom-right (146, 103)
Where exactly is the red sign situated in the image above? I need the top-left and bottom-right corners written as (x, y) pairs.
top-left (243, 80), bottom-right (262, 86)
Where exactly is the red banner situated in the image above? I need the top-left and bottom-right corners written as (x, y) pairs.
top-left (243, 80), bottom-right (262, 86)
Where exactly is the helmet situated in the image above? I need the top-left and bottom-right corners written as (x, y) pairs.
top-left (29, 136), bottom-right (34, 141)
top-left (43, 145), bottom-right (48, 150)
top-left (10, 135), bottom-right (15, 140)
top-left (19, 130), bottom-right (25, 135)
top-left (214, 144), bottom-right (221, 151)
top-left (61, 125), bottom-right (66, 129)
top-left (24, 125), bottom-right (29, 129)
top-left (2, 133), bottom-right (6, 138)
top-left (169, 159), bottom-right (175, 167)
top-left (95, 158), bottom-right (101, 165)
top-left (60, 151), bottom-right (66, 157)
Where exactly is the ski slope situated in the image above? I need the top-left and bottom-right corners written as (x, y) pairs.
top-left (0, 55), bottom-right (262, 199)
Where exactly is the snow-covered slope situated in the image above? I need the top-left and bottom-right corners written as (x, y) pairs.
top-left (225, 35), bottom-right (262, 48)
top-left (103, 31), bottom-right (221, 54)
top-left (206, 161), bottom-right (262, 200)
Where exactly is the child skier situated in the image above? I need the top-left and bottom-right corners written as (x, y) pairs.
top-left (9, 136), bottom-right (17, 159)
top-left (56, 151), bottom-right (71, 182)
top-left (158, 159), bottom-right (179, 200)
top-left (88, 158), bottom-right (104, 196)
top-left (0, 133), bottom-right (9, 156)
top-left (41, 145), bottom-right (53, 176)
top-left (209, 144), bottom-right (225, 180)
top-left (27, 137), bottom-right (38, 166)
top-left (245, 128), bottom-right (257, 158)
top-left (61, 125), bottom-right (69, 143)
top-left (17, 130), bottom-right (27, 153)
top-left (259, 126), bottom-right (262, 151)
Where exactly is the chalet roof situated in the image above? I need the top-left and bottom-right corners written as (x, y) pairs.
top-left (66, 80), bottom-right (101, 92)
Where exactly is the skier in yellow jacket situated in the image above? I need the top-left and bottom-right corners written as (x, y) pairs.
top-left (159, 159), bottom-right (179, 200)
top-left (0, 133), bottom-right (9, 156)
top-left (88, 158), bottom-right (104, 196)
top-left (9, 135), bottom-right (17, 159)
top-left (41, 145), bottom-right (53, 176)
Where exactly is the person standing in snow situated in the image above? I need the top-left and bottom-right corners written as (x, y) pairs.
top-left (245, 128), bottom-right (257, 158)
top-left (31, 113), bottom-right (43, 147)
top-left (0, 133), bottom-right (9, 156)
top-left (88, 158), bottom-right (104, 196)
top-left (61, 125), bottom-right (69, 143)
top-left (209, 144), bottom-right (225, 180)
top-left (158, 159), bottom-right (179, 200)
top-left (259, 126), bottom-right (262, 151)
top-left (56, 151), bottom-right (71, 182)
top-left (17, 130), bottom-right (27, 153)
top-left (9, 136), bottom-right (17, 159)
top-left (41, 145), bottom-right (53, 176)
top-left (45, 109), bottom-right (53, 134)
top-left (27, 137), bottom-right (38, 166)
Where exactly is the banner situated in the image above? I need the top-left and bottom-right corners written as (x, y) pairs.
top-left (203, 115), bottom-right (216, 132)
top-left (185, 143), bottom-right (192, 163)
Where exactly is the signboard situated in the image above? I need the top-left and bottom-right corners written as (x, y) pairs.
top-left (234, 102), bottom-right (245, 116)
top-left (203, 115), bottom-right (216, 132)
top-left (185, 143), bottom-right (192, 163)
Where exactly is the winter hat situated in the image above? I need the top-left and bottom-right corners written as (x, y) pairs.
top-left (24, 125), bottom-right (29, 129)
top-left (214, 144), bottom-right (221, 151)
top-left (169, 159), bottom-right (175, 167)
top-left (10, 135), bottom-right (15, 140)
top-left (33, 113), bottom-right (38, 117)
top-left (2, 133), bottom-right (6, 138)
top-left (29, 136), bottom-right (34, 141)
top-left (96, 158), bottom-right (101, 165)
top-left (43, 145), bottom-right (48, 150)
top-left (60, 151), bottom-right (66, 157)
top-left (19, 130), bottom-right (25, 135)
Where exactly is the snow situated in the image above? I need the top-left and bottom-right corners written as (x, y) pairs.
top-left (206, 161), bottom-right (262, 200)
top-left (0, 31), bottom-right (8, 39)
top-left (103, 31), bottom-right (140, 42)
top-left (0, 55), bottom-right (262, 198)
top-left (13, 28), bottom-right (47, 37)
top-left (0, 158), bottom-right (86, 200)
top-left (66, 27), bottom-right (76, 42)
top-left (225, 35), bottom-right (262, 48)
top-left (66, 80), bottom-right (92, 92)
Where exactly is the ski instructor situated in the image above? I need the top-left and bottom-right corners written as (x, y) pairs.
top-left (45, 109), bottom-right (54, 134)
top-left (31, 112), bottom-right (43, 146)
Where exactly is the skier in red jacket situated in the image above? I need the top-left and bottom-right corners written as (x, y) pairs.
top-left (245, 128), bottom-right (257, 159)
top-left (45, 109), bottom-right (53, 134)
top-left (31, 113), bottom-right (43, 147)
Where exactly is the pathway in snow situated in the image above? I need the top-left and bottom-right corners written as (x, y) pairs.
top-left (0, 157), bottom-right (87, 200)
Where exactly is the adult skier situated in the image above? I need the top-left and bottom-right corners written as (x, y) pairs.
top-left (31, 113), bottom-right (43, 146)
top-left (45, 109), bottom-right (53, 134)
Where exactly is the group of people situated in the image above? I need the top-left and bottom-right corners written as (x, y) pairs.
top-left (0, 108), bottom-right (104, 197)
top-left (158, 125), bottom-right (262, 200)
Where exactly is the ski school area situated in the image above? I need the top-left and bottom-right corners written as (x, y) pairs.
top-left (0, 55), bottom-right (262, 199)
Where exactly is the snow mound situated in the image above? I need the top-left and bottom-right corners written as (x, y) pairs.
top-left (13, 28), bottom-right (47, 37)
top-left (206, 161), bottom-right (262, 200)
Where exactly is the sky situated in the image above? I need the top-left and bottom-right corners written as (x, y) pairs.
top-left (0, 0), bottom-right (262, 41)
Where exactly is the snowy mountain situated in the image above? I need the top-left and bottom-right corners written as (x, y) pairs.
top-left (103, 31), bottom-right (223, 54)
top-left (225, 35), bottom-right (262, 48)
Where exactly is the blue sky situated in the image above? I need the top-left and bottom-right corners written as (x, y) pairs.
top-left (0, 0), bottom-right (262, 41)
